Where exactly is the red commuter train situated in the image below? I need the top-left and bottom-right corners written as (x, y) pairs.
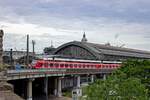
top-left (31, 58), bottom-right (121, 69)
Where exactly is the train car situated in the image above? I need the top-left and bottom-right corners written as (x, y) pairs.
top-left (31, 57), bottom-right (121, 69)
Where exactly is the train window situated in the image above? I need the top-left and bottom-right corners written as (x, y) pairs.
top-left (44, 62), bottom-right (48, 67)
top-left (112, 65), bottom-right (115, 68)
top-left (83, 64), bottom-right (85, 68)
top-left (111, 65), bottom-right (113, 68)
top-left (109, 65), bottom-right (111, 68)
top-left (50, 63), bottom-right (54, 67)
top-left (74, 64), bottom-right (77, 67)
top-left (69, 64), bottom-right (73, 68)
top-left (105, 65), bottom-right (108, 68)
top-left (65, 64), bottom-right (68, 68)
top-left (104, 64), bottom-right (106, 68)
top-left (107, 65), bottom-right (109, 68)
top-left (95, 65), bottom-right (98, 68)
top-left (31, 60), bottom-right (37, 66)
top-left (113, 65), bottom-right (115, 68)
top-left (107, 65), bottom-right (111, 68)
top-left (55, 63), bottom-right (59, 68)
top-left (106, 65), bottom-right (108, 68)
top-left (87, 65), bottom-right (89, 68)
top-left (41, 63), bottom-right (44, 68)
top-left (47, 63), bottom-right (50, 68)
top-left (104, 65), bottom-right (106, 68)
top-left (98, 65), bottom-right (101, 68)
top-left (38, 63), bottom-right (42, 68)
top-left (88, 65), bottom-right (91, 68)
top-left (78, 64), bottom-right (81, 68)
top-left (60, 64), bottom-right (64, 68)
top-left (103, 64), bottom-right (106, 68)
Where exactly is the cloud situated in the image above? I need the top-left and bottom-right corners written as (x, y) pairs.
top-left (1, 0), bottom-right (150, 23)
top-left (2, 18), bottom-right (150, 52)
top-left (1, 0), bottom-right (150, 52)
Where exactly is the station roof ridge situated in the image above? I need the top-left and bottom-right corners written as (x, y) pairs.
top-left (72, 41), bottom-right (150, 54)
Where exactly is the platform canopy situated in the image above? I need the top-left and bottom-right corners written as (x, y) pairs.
top-left (53, 41), bottom-right (150, 61)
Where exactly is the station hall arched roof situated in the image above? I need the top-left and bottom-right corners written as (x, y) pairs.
top-left (53, 41), bottom-right (150, 61)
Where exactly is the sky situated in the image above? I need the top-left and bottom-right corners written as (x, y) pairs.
top-left (0, 0), bottom-right (150, 53)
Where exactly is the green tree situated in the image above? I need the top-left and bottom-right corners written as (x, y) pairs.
top-left (119, 60), bottom-right (150, 95)
top-left (83, 78), bottom-right (148, 100)
top-left (82, 60), bottom-right (150, 100)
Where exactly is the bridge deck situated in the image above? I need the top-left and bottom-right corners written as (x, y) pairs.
top-left (6, 68), bottom-right (115, 80)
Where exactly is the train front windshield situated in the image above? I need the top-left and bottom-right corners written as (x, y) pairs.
top-left (31, 60), bottom-right (37, 67)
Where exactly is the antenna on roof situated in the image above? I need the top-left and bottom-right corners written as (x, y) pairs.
top-left (50, 40), bottom-right (54, 48)
top-left (105, 42), bottom-right (111, 46)
top-left (114, 33), bottom-right (125, 47)
top-left (81, 32), bottom-right (88, 42)
top-left (119, 44), bottom-right (125, 48)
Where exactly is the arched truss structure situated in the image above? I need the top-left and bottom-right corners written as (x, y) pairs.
top-left (54, 41), bottom-right (150, 61)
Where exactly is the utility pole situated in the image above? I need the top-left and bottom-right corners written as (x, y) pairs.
top-left (10, 48), bottom-right (13, 66)
top-left (26, 34), bottom-right (29, 67)
top-left (32, 40), bottom-right (35, 57)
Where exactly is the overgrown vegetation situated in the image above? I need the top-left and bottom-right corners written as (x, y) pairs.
top-left (82, 60), bottom-right (150, 100)
top-left (63, 90), bottom-right (72, 97)
top-left (0, 64), bottom-right (9, 71)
